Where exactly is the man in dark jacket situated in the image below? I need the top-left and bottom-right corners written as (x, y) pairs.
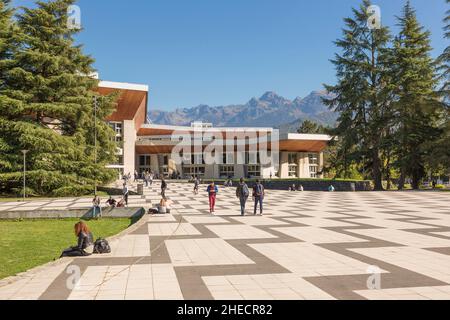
top-left (236, 178), bottom-right (250, 216)
top-left (253, 179), bottom-right (265, 216)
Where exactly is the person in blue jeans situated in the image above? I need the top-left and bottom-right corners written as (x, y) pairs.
top-left (236, 178), bottom-right (250, 216)
top-left (253, 179), bottom-right (265, 215)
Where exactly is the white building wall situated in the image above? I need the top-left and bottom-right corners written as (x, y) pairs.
top-left (123, 120), bottom-right (136, 176)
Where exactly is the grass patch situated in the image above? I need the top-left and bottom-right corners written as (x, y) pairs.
top-left (0, 218), bottom-right (131, 280)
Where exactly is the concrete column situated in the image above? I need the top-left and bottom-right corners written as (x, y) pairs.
top-left (298, 153), bottom-right (309, 178)
top-left (279, 152), bottom-right (289, 178)
top-left (319, 152), bottom-right (324, 178)
top-left (122, 120), bottom-right (136, 176)
top-left (234, 164), bottom-right (245, 179)
top-left (150, 155), bottom-right (159, 173)
top-left (205, 164), bottom-right (216, 179)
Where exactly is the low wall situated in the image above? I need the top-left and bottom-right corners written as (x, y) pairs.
top-left (0, 207), bottom-right (146, 220)
top-left (203, 179), bottom-right (372, 192)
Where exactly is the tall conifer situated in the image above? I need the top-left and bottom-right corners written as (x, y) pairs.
top-left (324, 0), bottom-right (392, 190)
top-left (0, 0), bottom-right (117, 195)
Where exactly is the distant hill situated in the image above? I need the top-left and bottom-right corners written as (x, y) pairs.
top-left (148, 90), bottom-right (337, 129)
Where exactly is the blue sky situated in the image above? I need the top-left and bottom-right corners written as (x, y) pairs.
top-left (11, 0), bottom-right (449, 111)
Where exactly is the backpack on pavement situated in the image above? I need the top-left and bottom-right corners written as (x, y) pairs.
top-left (93, 238), bottom-right (111, 254)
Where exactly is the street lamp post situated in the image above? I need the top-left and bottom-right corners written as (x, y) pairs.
top-left (94, 96), bottom-right (98, 195)
top-left (21, 150), bottom-right (29, 201)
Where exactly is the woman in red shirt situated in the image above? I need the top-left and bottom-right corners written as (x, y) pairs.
top-left (206, 182), bottom-right (219, 214)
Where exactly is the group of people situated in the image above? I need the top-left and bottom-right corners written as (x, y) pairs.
top-left (288, 184), bottom-right (335, 192)
top-left (289, 184), bottom-right (304, 192)
top-left (203, 178), bottom-right (265, 215)
top-left (91, 193), bottom-right (128, 218)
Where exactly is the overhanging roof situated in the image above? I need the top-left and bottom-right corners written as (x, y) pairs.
top-left (96, 81), bottom-right (149, 125)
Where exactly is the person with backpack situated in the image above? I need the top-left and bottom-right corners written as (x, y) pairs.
top-left (193, 176), bottom-right (200, 195)
top-left (122, 183), bottom-right (129, 206)
top-left (236, 178), bottom-right (250, 216)
top-left (60, 221), bottom-right (94, 257)
top-left (253, 179), bottom-right (265, 216)
top-left (206, 182), bottom-right (219, 214)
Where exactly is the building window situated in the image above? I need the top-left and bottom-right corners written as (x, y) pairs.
top-left (109, 122), bottom-right (122, 136)
top-left (309, 153), bottom-right (319, 178)
top-left (219, 165), bottom-right (234, 178)
top-left (309, 165), bottom-right (318, 178)
top-left (222, 152), bottom-right (234, 165)
top-left (183, 166), bottom-right (205, 177)
top-left (247, 165), bottom-right (260, 178)
top-left (246, 152), bottom-right (259, 165)
top-left (288, 153), bottom-right (298, 177)
top-left (288, 165), bottom-right (297, 177)
top-left (139, 155), bottom-right (151, 167)
top-left (308, 153), bottom-right (319, 165)
top-left (113, 155), bottom-right (123, 166)
top-left (190, 154), bottom-right (204, 165)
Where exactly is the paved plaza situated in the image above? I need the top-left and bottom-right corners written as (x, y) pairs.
top-left (0, 182), bottom-right (450, 300)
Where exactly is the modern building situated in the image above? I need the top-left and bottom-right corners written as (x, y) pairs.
top-left (97, 81), bottom-right (332, 180)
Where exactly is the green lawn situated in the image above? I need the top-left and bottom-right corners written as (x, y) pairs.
top-left (0, 218), bottom-right (131, 280)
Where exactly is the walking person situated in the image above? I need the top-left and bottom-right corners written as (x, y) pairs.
top-left (92, 195), bottom-right (102, 218)
top-left (122, 183), bottom-right (129, 207)
top-left (144, 171), bottom-right (149, 187)
top-left (206, 182), bottom-right (218, 214)
top-left (236, 178), bottom-right (250, 216)
top-left (161, 177), bottom-right (167, 199)
top-left (253, 179), bottom-right (265, 216)
top-left (134, 170), bottom-right (139, 182)
top-left (149, 172), bottom-right (153, 186)
top-left (193, 176), bottom-right (200, 195)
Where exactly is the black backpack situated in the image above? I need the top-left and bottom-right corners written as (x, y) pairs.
top-left (93, 238), bottom-right (111, 254)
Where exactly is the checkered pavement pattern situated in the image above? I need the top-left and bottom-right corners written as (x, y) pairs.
top-left (0, 181), bottom-right (449, 300)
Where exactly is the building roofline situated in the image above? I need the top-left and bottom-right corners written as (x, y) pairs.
top-left (280, 133), bottom-right (333, 141)
top-left (98, 81), bottom-right (149, 92)
top-left (141, 123), bottom-right (274, 132)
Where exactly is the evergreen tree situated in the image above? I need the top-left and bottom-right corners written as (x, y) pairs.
top-left (437, 0), bottom-right (450, 95)
top-left (0, 0), bottom-right (117, 196)
top-left (297, 119), bottom-right (328, 134)
top-left (323, 0), bottom-right (392, 190)
top-left (390, 1), bottom-right (443, 190)
top-left (424, 0), bottom-right (450, 177)
top-left (0, 0), bottom-right (18, 173)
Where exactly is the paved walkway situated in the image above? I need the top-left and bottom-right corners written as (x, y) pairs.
top-left (0, 182), bottom-right (450, 300)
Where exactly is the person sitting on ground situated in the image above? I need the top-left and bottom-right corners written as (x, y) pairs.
top-left (298, 184), bottom-right (304, 192)
top-left (290, 184), bottom-right (297, 192)
top-left (105, 196), bottom-right (117, 208)
top-left (328, 185), bottom-right (335, 192)
top-left (60, 221), bottom-right (94, 257)
top-left (157, 198), bottom-right (172, 214)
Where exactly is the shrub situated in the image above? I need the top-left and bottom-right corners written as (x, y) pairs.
top-left (52, 185), bottom-right (93, 197)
